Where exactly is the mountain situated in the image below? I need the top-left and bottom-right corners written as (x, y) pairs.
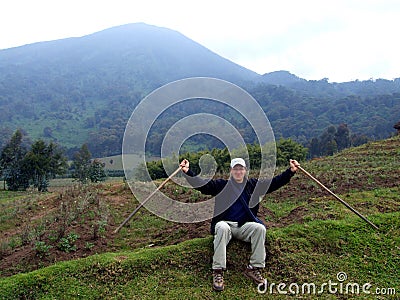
top-left (261, 70), bottom-right (400, 98)
top-left (0, 23), bottom-right (399, 157)
top-left (0, 23), bottom-right (259, 91)
top-left (0, 23), bottom-right (260, 151)
top-left (261, 70), bottom-right (306, 85)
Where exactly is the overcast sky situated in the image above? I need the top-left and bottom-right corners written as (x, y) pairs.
top-left (1, 0), bottom-right (399, 82)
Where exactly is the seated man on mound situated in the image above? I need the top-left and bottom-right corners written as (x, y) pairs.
top-left (180, 157), bottom-right (299, 291)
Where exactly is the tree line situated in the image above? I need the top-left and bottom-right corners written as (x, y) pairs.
top-left (0, 130), bottom-right (106, 191)
top-left (2, 121), bottom-right (396, 188)
top-left (306, 123), bottom-right (370, 158)
top-left (138, 122), bottom-right (385, 181)
top-left (140, 138), bottom-right (308, 181)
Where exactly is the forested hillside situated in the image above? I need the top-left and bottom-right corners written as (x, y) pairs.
top-left (0, 23), bottom-right (399, 158)
top-left (250, 83), bottom-right (400, 143)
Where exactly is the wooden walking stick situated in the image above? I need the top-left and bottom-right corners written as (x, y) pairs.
top-left (297, 165), bottom-right (379, 230)
top-left (113, 166), bottom-right (182, 234)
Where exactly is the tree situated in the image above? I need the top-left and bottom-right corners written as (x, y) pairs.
top-left (276, 138), bottom-right (308, 166)
top-left (351, 134), bottom-right (369, 147)
top-left (24, 140), bottom-right (68, 192)
top-left (43, 127), bottom-right (53, 138)
top-left (71, 144), bottom-right (92, 184)
top-left (71, 144), bottom-right (107, 183)
top-left (89, 159), bottom-right (107, 183)
top-left (0, 127), bottom-right (13, 152)
top-left (319, 126), bottom-right (338, 156)
top-left (0, 130), bottom-right (30, 190)
top-left (335, 123), bottom-right (350, 151)
top-left (308, 137), bottom-right (320, 158)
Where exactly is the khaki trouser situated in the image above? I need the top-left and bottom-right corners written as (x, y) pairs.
top-left (212, 221), bottom-right (266, 270)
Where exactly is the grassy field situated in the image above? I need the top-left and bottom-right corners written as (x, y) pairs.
top-left (0, 136), bottom-right (399, 299)
top-left (0, 214), bottom-right (398, 299)
top-left (97, 153), bottom-right (160, 171)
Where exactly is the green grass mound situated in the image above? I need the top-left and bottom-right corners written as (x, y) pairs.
top-left (1, 212), bottom-right (398, 299)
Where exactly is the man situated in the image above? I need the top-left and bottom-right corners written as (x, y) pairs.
top-left (180, 157), bottom-right (299, 291)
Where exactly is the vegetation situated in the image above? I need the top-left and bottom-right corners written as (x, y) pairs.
top-left (0, 24), bottom-right (399, 157)
top-left (275, 138), bottom-right (308, 165)
top-left (88, 159), bottom-right (107, 183)
top-left (0, 130), bottom-right (30, 190)
top-left (0, 136), bottom-right (107, 191)
top-left (0, 136), bottom-right (399, 299)
top-left (71, 144), bottom-right (92, 183)
top-left (24, 139), bottom-right (68, 192)
top-left (71, 144), bottom-right (107, 184)
top-left (307, 123), bottom-right (370, 158)
top-left (0, 130), bottom-right (67, 191)
top-left (0, 23), bottom-right (399, 298)
top-left (141, 138), bottom-right (307, 180)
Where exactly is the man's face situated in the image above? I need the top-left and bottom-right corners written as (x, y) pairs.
top-left (230, 165), bottom-right (247, 183)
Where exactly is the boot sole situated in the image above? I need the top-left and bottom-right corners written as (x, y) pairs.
top-left (213, 285), bottom-right (224, 292)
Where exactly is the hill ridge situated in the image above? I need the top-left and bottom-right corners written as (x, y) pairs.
top-left (0, 23), bottom-right (399, 157)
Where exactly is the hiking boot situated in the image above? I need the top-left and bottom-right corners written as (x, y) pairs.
top-left (243, 266), bottom-right (266, 286)
top-left (212, 269), bottom-right (224, 291)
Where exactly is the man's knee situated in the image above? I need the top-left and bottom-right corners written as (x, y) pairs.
top-left (253, 223), bottom-right (266, 236)
top-left (215, 221), bottom-right (231, 236)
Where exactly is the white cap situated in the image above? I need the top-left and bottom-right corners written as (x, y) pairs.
top-left (230, 158), bottom-right (246, 168)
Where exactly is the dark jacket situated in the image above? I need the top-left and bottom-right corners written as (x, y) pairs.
top-left (185, 168), bottom-right (295, 234)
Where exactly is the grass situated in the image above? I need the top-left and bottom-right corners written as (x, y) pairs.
top-left (0, 136), bottom-right (399, 299)
top-left (97, 154), bottom-right (159, 171)
top-left (0, 192), bottom-right (43, 232)
top-left (264, 186), bottom-right (400, 225)
top-left (0, 189), bottom-right (27, 203)
top-left (0, 212), bottom-right (398, 299)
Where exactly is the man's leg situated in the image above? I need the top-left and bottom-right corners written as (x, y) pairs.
top-left (232, 222), bottom-right (266, 267)
top-left (232, 222), bottom-right (267, 285)
top-left (212, 221), bottom-right (232, 269)
top-left (212, 221), bottom-right (232, 291)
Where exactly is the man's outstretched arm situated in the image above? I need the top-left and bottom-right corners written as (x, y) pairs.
top-left (180, 159), bottom-right (224, 196)
top-left (266, 159), bottom-right (300, 194)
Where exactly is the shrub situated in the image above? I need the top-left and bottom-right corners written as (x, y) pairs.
top-left (57, 232), bottom-right (79, 253)
top-left (34, 241), bottom-right (53, 258)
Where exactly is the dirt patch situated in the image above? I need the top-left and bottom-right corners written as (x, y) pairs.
top-left (0, 185), bottom-right (115, 277)
top-left (0, 182), bottom-right (213, 277)
top-left (261, 205), bottom-right (310, 228)
top-left (152, 221), bottom-right (210, 245)
top-left (279, 206), bottom-right (309, 226)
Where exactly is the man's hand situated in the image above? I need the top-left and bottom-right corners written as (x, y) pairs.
top-left (289, 159), bottom-right (300, 173)
top-left (180, 159), bottom-right (189, 173)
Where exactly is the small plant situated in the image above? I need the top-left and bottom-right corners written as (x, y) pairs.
top-left (48, 231), bottom-right (59, 243)
top-left (98, 220), bottom-right (107, 238)
top-left (34, 241), bottom-right (53, 258)
top-left (84, 242), bottom-right (95, 250)
top-left (0, 241), bottom-right (9, 258)
top-left (19, 226), bottom-right (32, 246)
top-left (93, 220), bottom-right (107, 239)
top-left (57, 232), bottom-right (79, 253)
top-left (189, 191), bottom-right (202, 203)
top-left (7, 237), bottom-right (22, 250)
